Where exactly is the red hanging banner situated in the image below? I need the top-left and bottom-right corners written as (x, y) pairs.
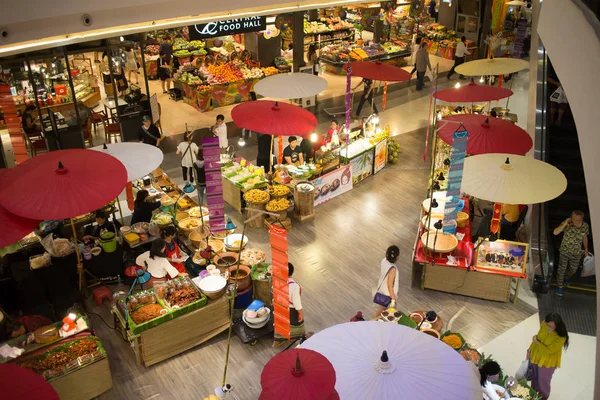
top-left (270, 224), bottom-right (290, 340)
top-left (278, 136), bottom-right (283, 166)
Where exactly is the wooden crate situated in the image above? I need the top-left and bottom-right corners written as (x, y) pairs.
top-left (139, 295), bottom-right (230, 366)
top-left (423, 263), bottom-right (511, 302)
top-left (50, 357), bottom-right (112, 400)
top-left (293, 211), bottom-right (315, 222)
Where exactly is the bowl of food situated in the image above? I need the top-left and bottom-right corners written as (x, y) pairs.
top-left (91, 247), bottom-right (102, 256)
top-left (152, 212), bottom-right (173, 229)
top-left (224, 234), bottom-right (248, 251)
top-left (160, 195), bottom-right (176, 207)
top-left (459, 348), bottom-right (482, 365)
top-left (178, 217), bottom-right (202, 234)
top-left (420, 232), bottom-right (459, 254)
top-left (188, 225), bottom-right (211, 248)
top-left (214, 252), bottom-right (239, 270)
top-left (243, 308), bottom-right (271, 329)
top-left (421, 328), bottom-right (441, 340)
top-left (409, 312), bottom-right (424, 325)
top-left (227, 265), bottom-right (252, 291)
top-left (132, 222), bottom-right (149, 234)
top-left (198, 275), bottom-right (227, 300)
top-left (188, 206), bottom-right (209, 219)
top-left (120, 226), bottom-right (132, 235)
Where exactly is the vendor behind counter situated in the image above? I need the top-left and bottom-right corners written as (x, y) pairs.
top-left (283, 136), bottom-right (304, 165)
top-left (83, 210), bottom-right (119, 244)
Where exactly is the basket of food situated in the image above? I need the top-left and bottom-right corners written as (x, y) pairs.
top-left (456, 211), bottom-right (469, 228)
top-left (197, 238), bottom-right (226, 254)
top-left (243, 189), bottom-right (270, 204)
top-left (440, 331), bottom-right (466, 351)
top-left (420, 232), bottom-right (459, 254)
top-left (459, 348), bottom-right (482, 365)
top-left (160, 195), bottom-right (176, 207)
top-left (152, 212), bottom-right (173, 229)
top-left (224, 234), bottom-right (249, 252)
top-left (265, 198), bottom-right (290, 220)
top-left (188, 206), bottom-right (209, 219)
top-left (154, 277), bottom-right (207, 318)
top-left (268, 184), bottom-right (290, 200)
top-left (188, 225), bottom-right (211, 248)
top-left (132, 222), bottom-right (149, 234)
top-left (239, 248), bottom-right (267, 266)
top-left (178, 217), bottom-right (202, 235)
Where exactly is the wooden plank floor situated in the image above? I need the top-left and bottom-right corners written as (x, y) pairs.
top-left (93, 128), bottom-right (536, 400)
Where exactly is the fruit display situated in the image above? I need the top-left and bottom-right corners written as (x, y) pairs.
top-left (222, 162), bottom-right (267, 190)
top-left (173, 49), bottom-right (192, 58)
top-left (244, 189), bottom-right (270, 203)
top-left (387, 138), bottom-right (400, 165)
top-left (18, 336), bottom-right (105, 380)
top-left (145, 44), bottom-right (160, 55)
top-left (265, 198), bottom-right (290, 212)
top-left (262, 66), bottom-right (279, 76)
top-left (303, 17), bottom-right (354, 33)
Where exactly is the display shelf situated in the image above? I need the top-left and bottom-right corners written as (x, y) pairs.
top-left (50, 357), bottom-right (112, 400)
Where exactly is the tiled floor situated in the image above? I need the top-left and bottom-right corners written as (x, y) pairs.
top-left (87, 55), bottom-right (595, 399)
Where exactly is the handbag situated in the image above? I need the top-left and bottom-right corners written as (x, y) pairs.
top-left (373, 266), bottom-right (396, 307)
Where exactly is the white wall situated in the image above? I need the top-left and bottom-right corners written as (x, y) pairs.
top-left (538, 1), bottom-right (600, 398)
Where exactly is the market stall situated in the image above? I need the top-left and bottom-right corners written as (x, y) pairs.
top-left (1, 317), bottom-right (112, 400)
top-left (319, 41), bottom-right (411, 74)
top-left (421, 23), bottom-right (477, 61)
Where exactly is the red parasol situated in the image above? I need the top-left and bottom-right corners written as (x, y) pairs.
top-left (433, 81), bottom-right (513, 103)
top-left (0, 364), bottom-right (59, 400)
top-left (259, 348), bottom-right (337, 400)
top-left (0, 149), bottom-right (127, 220)
top-left (231, 100), bottom-right (318, 136)
top-left (344, 61), bottom-right (411, 82)
top-left (438, 114), bottom-right (533, 155)
top-left (0, 170), bottom-right (40, 247)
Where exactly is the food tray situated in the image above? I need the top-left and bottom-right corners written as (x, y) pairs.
top-left (397, 313), bottom-right (418, 329)
top-left (378, 309), bottom-right (404, 323)
top-left (440, 331), bottom-right (466, 351)
top-left (153, 276), bottom-right (208, 319)
top-left (124, 299), bottom-right (172, 335)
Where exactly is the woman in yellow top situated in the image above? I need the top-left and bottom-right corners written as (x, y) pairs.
top-left (527, 313), bottom-right (569, 400)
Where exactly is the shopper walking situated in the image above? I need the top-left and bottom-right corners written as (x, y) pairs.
top-left (124, 47), bottom-right (139, 84)
top-left (176, 132), bottom-right (199, 183)
top-left (157, 51), bottom-right (172, 94)
top-left (447, 36), bottom-right (470, 80)
top-left (306, 44), bottom-right (319, 75)
top-left (409, 37), bottom-right (422, 78)
top-left (553, 210), bottom-right (589, 296)
top-left (256, 133), bottom-right (274, 171)
top-left (528, 313), bottom-right (569, 400)
top-left (353, 78), bottom-right (378, 116)
top-left (373, 245), bottom-right (399, 317)
top-left (415, 42), bottom-right (432, 91)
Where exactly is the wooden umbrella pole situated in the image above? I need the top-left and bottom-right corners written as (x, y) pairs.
top-left (115, 196), bottom-right (125, 225)
top-left (269, 134), bottom-right (275, 175)
top-left (505, 76), bottom-right (515, 109)
top-left (70, 218), bottom-right (85, 292)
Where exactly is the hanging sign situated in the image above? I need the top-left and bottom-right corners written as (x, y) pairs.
top-left (202, 137), bottom-right (226, 232)
top-left (442, 129), bottom-right (468, 235)
top-left (270, 224), bottom-right (290, 340)
top-left (189, 17), bottom-right (267, 40)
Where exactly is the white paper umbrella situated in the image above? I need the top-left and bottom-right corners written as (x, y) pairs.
top-left (91, 143), bottom-right (163, 181)
top-left (461, 154), bottom-right (567, 204)
top-left (455, 58), bottom-right (529, 76)
top-left (301, 322), bottom-right (481, 400)
top-left (254, 73), bottom-right (328, 99)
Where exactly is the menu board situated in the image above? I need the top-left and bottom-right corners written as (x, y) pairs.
top-left (270, 225), bottom-right (290, 340)
top-left (313, 164), bottom-right (353, 206)
top-left (202, 137), bottom-right (226, 231)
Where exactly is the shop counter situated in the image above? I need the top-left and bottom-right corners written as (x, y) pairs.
top-left (50, 357), bottom-right (112, 400)
top-left (113, 295), bottom-right (230, 367)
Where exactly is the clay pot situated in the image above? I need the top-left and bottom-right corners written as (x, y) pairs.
top-left (227, 265), bottom-right (251, 291)
top-left (214, 252), bottom-right (239, 272)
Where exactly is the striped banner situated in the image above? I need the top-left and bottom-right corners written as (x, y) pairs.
top-left (270, 224), bottom-right (290, 340)
top-left (0, 85), bottom-right (28, 164)
top-left (202, 137), bottom-right (226, 232)
top-left (443, 129), bottom-right (469, 235)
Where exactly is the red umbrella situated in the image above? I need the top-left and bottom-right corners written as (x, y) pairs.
top-left (0, 149), bottom-right (127, 220)
top-left (344, 61), bottom-right (411, 82)
top-left (0, 170), bottom-right (40, 248)
top-left (0, 364), bottom-right (59, 400)
top-left (231, 100), bottom-right (318, 136)
top-left (259, 348), bottom-right (337, 400)
top-left (438, 114), bottom-right (533, 155)
top-left (433, 81), bottom-right (513, 102)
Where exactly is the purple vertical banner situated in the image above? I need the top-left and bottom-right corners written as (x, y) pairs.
top-left (442, 129), bottom-right (468, 235)
top-left (345, 62), bottom-right (352, 140)
top-left (202, 137), bottom-right (226, 232)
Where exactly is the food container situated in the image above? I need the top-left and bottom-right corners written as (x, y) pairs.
top-left (132, 222), bottom-right (149, 234)
top-left (188, 225), bottom-right (211, 248)
top-left (152, 212), bottom-right (173, 229)
top-left (120, 226), bottom-right (131, 235)
top-left (100, 231), bottom-right (117, 253)
top-left (421, 328), bottom-right (441, 339)
top-left (242, 308), bottom-right (271, 329)
top-left (91, 247), bottom-right (102, 256)
top-left (420, 232), bottom-right (459, 254)
top-left (198, 239), bottom-right (225, 254)
top-left (227, 265), bottom-right (252, 291)
top-left (421, 216), bottom-right (456, 232)
top-left (124, 232), bottom-right (141, 246)
top-left (224, 234), bottom-right (248, 252)
top-left (198, 275), bottom-right (227, 299)
top-left (456, 211), bottom-right (469, 228)
top-left (178, 217), bottom-right (202, 235)
top-left (214, 252), bottom-right (239, 271)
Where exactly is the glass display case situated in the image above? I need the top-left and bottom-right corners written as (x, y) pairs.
top-left (314, 146), bottom-right (340, 175)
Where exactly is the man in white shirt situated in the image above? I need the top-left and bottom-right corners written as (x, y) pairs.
top-left (288, 263), bottom-right (303, 325)
top-left (447, 36), bottom-right (470, 80)
top-left (409, 37), bottom-right (422, 78)
top-left (212, 114), bottom-right (228, 153)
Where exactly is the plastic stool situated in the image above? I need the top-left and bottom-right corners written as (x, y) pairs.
top-left (92, 286), bottom-right (113, 307)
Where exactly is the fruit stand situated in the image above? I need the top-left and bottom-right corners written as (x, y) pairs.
top-left (221, 161), bottom-right (268, 214)
top-left (319, 41), bottom-right (411, 75)
top-left (421, 23), bottom-right (477, 61)
top-left (2, 325), bottom-right (112, 400)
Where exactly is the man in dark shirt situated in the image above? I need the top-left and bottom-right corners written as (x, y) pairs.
top-left (82, 210), bottom-right (117, 243)
top-left (256, 133), bottom-right (274, 170)
top-left (159, 36), bottom-right (173, 62)
top-left (283, 136), bottom-right (304, 165)
top-left (138, 115), bottom-right (161, 146)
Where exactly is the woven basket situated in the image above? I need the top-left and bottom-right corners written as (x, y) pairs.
top-left (188, 225), bottom-right (211, 248)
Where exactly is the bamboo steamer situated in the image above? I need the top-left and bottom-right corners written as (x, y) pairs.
top-left (456, 211), bottom-right (469, 228)
top-left (188, 225), bottom-right (210, 248)
top-left (294, 181), bottom-right (315, 217)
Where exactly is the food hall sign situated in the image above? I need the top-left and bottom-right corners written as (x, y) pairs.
top-left (189, 17), bottom-right (267, 39)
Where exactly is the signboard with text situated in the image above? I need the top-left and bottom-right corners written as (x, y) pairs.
top-left (313, 164), bottom-right (353, 207)
top-left (189, 17), bottom-right (267, 40)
